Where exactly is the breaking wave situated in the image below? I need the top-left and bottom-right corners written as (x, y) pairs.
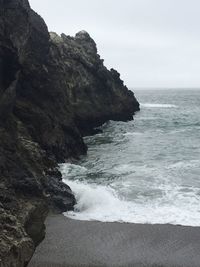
top-left (141, 103), bottom-right (178, 108)
top-left (60, 90), bottom-right (200, 227)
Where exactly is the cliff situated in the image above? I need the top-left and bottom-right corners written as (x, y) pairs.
top-left (0, 0), bottom-right (139, 266)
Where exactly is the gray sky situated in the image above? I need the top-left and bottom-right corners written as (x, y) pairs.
top-left (30, 0), bottom-right (200, 88)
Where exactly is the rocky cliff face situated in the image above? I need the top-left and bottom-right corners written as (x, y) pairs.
top-left (49, 31), bottom-right (139, 135)
top-left (0, 0), bottom-right (140, 266)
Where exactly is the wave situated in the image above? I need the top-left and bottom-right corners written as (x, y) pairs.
top-left (167, 160), bottom-right (200, 170)
top-left (123, 132), bottom-right (143, 136)
top-left (141, 103), bottom-right (178, 108)
top-left (59, 163), bottom-right (88, 178)
top-left (61, 163), bottom-right (200, 227)
top-left (63, 177), bottom-right (200, 226)
top-left (63, 179), bottom-right (124, 221)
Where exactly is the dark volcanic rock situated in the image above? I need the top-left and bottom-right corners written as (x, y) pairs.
top-left (0, 0), bottom-right (139, 266)
top-left (50, 31), bottom-right (139, 135)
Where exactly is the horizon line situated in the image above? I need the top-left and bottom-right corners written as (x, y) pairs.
top-left (130, 87), bottom-right (200, 90)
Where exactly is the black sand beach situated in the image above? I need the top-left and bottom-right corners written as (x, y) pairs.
top-left (29, 215), bottom-right (200, 267)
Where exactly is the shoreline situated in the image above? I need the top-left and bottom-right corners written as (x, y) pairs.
top-left (29, 214), bottom-right (200, 267)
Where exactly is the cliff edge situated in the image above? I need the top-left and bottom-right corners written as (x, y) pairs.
top-left (0, 0), bottom-right (139, 266)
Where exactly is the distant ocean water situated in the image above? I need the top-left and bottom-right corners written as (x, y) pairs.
top-left (61, 89), bottom-right (200, 226)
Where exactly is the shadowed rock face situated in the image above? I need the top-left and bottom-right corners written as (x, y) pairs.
top-left (0, 0), bottom-right (139, 266)
top-left (49, 31), bottom-right (139, 135)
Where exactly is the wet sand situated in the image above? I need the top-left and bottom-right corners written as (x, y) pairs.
top-left (29, 215), bottom-right (200, 267)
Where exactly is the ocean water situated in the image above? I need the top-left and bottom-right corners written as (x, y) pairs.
top-left (61, 89), bottom-right (200, 226)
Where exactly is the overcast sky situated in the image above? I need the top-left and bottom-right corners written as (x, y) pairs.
top-left (29, 0), bottom-right (200, 88)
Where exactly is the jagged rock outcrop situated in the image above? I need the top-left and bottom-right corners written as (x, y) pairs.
top-left (0, 0), bottom-right (140, 266)
top-left (49, 31), bottom-right (139, 135)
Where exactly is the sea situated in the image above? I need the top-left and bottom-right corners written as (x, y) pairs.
top-left (60, 89), bottom-right (200, 226)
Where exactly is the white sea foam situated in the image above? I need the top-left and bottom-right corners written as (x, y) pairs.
top-left (141, 103), bottom-right (178, 108)
top-left (61, 163), bottom-right (200, 227)
top-left (123, 132), bottom-right (143, 136)
top-left (60, 163), bottom-right (88, 177)
top-left (167, 160), bottom-right (200, 170)
top-left (112, 163), bottom-right (137, 175)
